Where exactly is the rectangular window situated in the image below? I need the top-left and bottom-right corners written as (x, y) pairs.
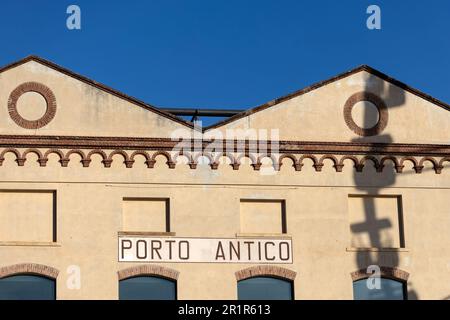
top-left (240, 199), bottom-right (286, 234)
top-left (122, 198), bottom-right (170, 233)
top-left (348, 195), bottom-right (404, 248)
top-left (0, 190), bottom-right (56, 242)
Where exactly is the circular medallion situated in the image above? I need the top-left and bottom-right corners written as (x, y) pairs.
top-left (8, 82), bottom-right (56, 129)
top-left (343, 91), bottom-right (388, 136)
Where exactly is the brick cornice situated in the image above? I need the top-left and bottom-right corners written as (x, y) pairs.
top-left (351, 266), bottom-right (409, 282)
top-left (0, 135), bottom-right (448, 174)
top-left (0, 263), bottom-right (59, 279)
top-left (235, 265), bottom-right (296, 281)
top-left (118, 265), bottom-right (179, 281)
top-left (0, 135), bottom-right (449, 155)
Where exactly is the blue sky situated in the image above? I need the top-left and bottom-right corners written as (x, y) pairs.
top-left (1, 1), bottom-right (449, 125)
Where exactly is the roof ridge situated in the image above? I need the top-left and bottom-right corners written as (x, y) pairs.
top-left (2, 56), bottom-right (449, 133)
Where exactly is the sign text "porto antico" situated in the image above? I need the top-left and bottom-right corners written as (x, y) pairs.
top-left (119, 236), bottom-right (293, 264)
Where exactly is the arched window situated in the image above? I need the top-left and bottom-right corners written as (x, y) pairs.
top-left (353, 277), bottom-right (406, 300)
top-left (353, 278), bottom-right (407, 300)
top-left (351, 266), bottom-right (409, 300)
top-left (0, 275), bottom-right (56, 300)
top-left (119, 276), bottom-right (176, 300)
top-left (117, 265), bottom-right (179, 300)
top-left (238, 277), bottom-right (293, 300)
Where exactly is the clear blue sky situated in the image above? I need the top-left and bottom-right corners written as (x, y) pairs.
top-left (1, 1), bottom-right (449, 123)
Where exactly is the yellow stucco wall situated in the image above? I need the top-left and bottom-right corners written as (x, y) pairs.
top-left (0, 58), bottom-right (449, 300)
top-left (0, 155), bottom-right (449, 299)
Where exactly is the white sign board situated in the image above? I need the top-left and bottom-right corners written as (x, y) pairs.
top-left (119, 236), bottom-right (293, 264)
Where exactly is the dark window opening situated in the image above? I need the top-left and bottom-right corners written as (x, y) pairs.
top-left (119, 276), bottom-right (176, 300)
top-left (237, 276), bottom-right (293, 300)
top-left (353, 277), bottom-right (406, 300)
top-left (0, 274), bottom-right (56, 300)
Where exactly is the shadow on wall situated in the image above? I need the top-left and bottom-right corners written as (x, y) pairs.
top-left (350, 73), bottom-right (419, 299)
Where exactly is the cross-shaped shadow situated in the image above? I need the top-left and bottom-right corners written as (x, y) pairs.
top-left (351, 72), bottom-right (419, 299)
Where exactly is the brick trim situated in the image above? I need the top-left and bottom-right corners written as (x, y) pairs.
top-left (0, 263), bottom-right (59, 279)
top-left (118, 265), bottom-right (179, 281)
top-left (235, 265), bottom-right (296, 281)
top-left (0, 135), bottom-right (447, 173)
top-left (343, 92), bottom-right (388, 136)
top-left (8, 82), bottom-right (57, 129)
top-left (0, 135), bottom-right (449, 155)
top-left (351, 266), bottom-right (409, 282)
top-left (0, 147), bottom-right (446, 174)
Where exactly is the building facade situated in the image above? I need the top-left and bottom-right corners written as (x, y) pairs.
top-left (0, 56), bottom-right (449, 299)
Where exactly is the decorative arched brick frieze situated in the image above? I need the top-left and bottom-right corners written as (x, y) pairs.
top-left (0, 147), bottom-right (447, 174)
top-left (0, 263), bottom-right (59, 279)
top-left (439, 157), bottom-right (450, 166)
top-left (130, 151), bottom-right (153, 168)
top-left (22, 148), bottom-right (47, 167)
top-left (318, 155), bottom-right (342, 172)
top-left (87, 149), bottom-right (108, 161)
top-left (64, 149), bottom-right (89, 167)
top-left (44, 148), bottom-right (64, 159)
top-left (299, 154), bottom-right (319, 172)
top-left (23, 148), bottom-right (43, 159)
top-left (117, 265), bottom-right (179, 281)
top-left (86, 149), bottom-right (109, 167)
top-left (339, 155), bottom-right (360, 171)
top-left (350, 266), bottom-right (409, 282)
top-left (257, 154), bottom-right (279, 170)
top-left (235, 265), bottom-right (297, 282)
top-left (419, 157), bottom-right (438, 168)
top-left (213, 152), bottom-right (239, 170)
top-left (0, 135), bottom-right (447, 174)
top-left (236, 153), bottom-right (258, 168)
top-left (279, 154), bottom-right (301, 171)
top-left (44, 149), bottom-right (65, 166)
top-left (380, 156), bottom-right (403, 173)
top-left (399, 156), bottom-right (423, 173)
top-left (343, 91), bottom-right (388, 137)
top-left (0, 149), bottom-right (444, 173)
top-left (359, 156), bottom-right (380, 172)
top-left (107, 150), bottom-right (133, 168)
top-left (0, 148), bottom-right (21, 159)
top-left (64, 149), bottom-right (86, 160)
top-left (173, 152), bottom-right (197, 169)
top-left (380, 156), bottom-right (399, 167)
top-left (399, 156), bottom-right (418, 167)
top-left (151, 151), bottom-right (175, 169)
top-left (8, 82), bottom-right (57, 129)
top-left (107, 150), bottom-right (129, 162)
top-left (130, 150), bottom-right (151, 162)
top-left (193, 153), bottom-right (219, 170)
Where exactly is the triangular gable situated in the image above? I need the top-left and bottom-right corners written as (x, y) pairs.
top-left (205, 66), bottom-right (450, 145)
top-left (0, 56), bottom-right (193, 137)
top-left (205, 65), bottom-right (450, 131)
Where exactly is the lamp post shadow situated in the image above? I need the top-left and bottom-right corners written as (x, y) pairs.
top-left (350, 73), bottom-right (419, 299)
